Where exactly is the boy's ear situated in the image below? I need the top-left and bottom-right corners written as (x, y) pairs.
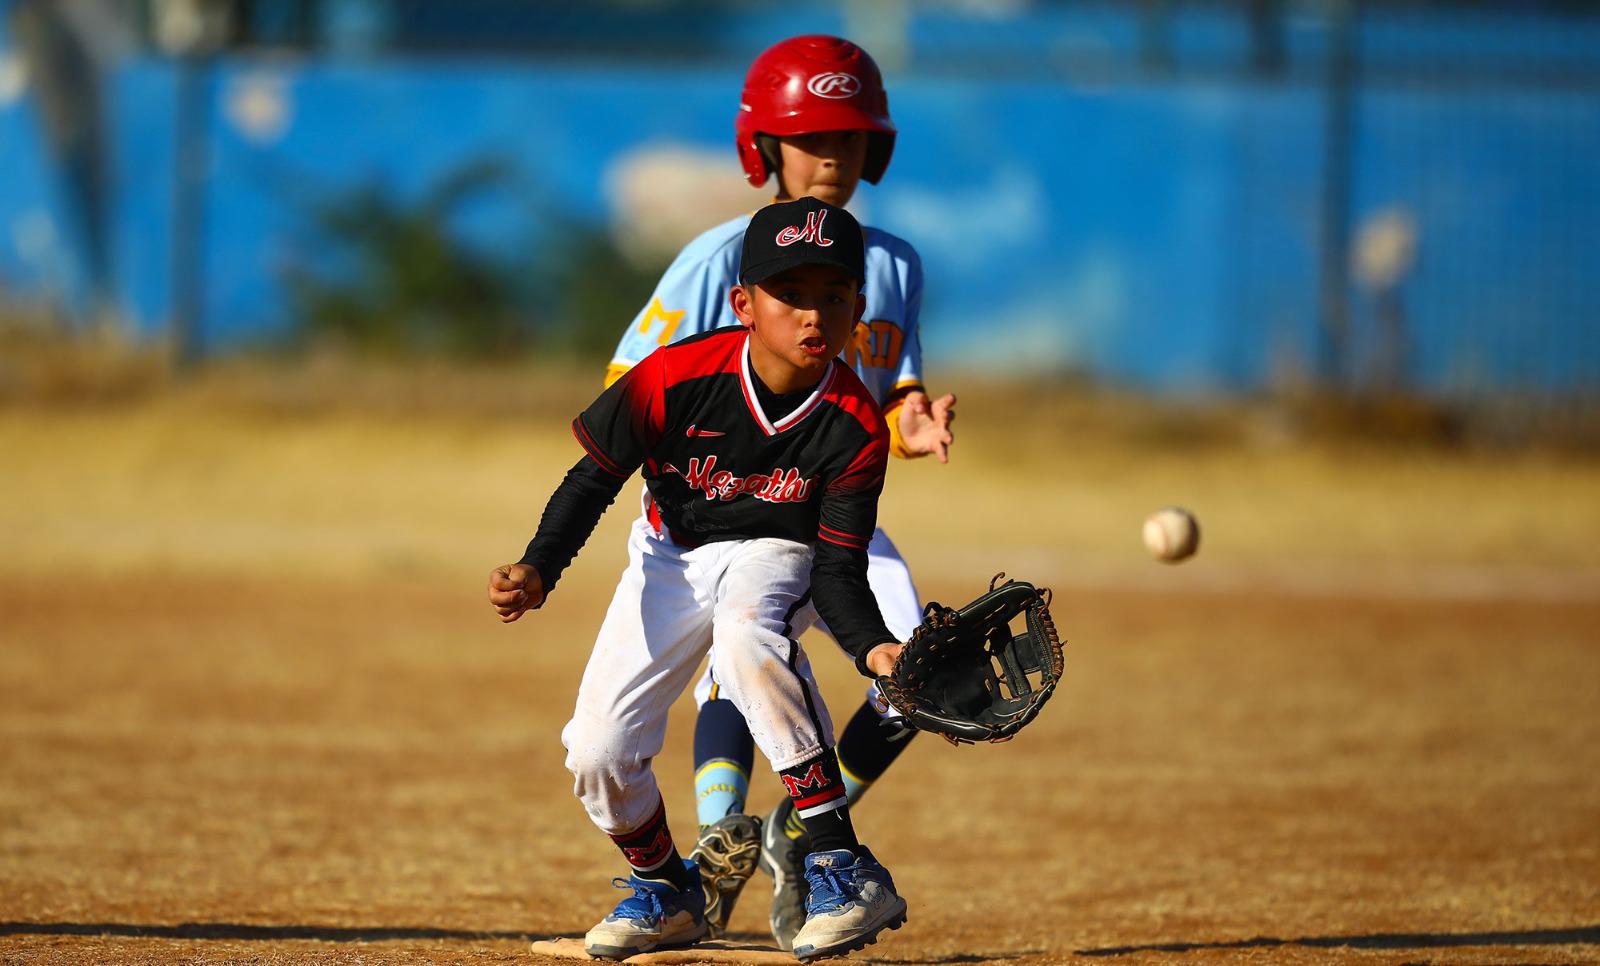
top-left (854, 291), bottom-right (867, 323)
top-left (729, 285), bottom-right (756, 329)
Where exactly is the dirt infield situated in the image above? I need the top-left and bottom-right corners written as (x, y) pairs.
top-left (2, 378), bottom-right (1598, 964)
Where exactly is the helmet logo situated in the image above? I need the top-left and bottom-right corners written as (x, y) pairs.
top-left (806, 72), bottom-right (861, 99)
top-left (776, 210), bottom-right (834, 248)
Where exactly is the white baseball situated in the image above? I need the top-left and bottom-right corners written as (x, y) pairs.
top-left (1143, 507), bottom-right (1200, 563)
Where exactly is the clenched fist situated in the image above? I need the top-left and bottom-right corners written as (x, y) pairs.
top-left (488, 563), bottom-right (545, 623)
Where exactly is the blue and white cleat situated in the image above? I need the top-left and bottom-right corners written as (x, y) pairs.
top-left (789, 848), bottom-right (907, 961)
top-left (584, 861), bottom-right (709, 960)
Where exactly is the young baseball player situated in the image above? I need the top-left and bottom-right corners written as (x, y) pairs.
top-left (603, 35), bottom-right (955, 946)
top-left (489, 198), bottom-right (908, 961)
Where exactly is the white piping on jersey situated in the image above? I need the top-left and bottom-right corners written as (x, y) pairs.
top-left (739, 333), bottom-right (837, 437)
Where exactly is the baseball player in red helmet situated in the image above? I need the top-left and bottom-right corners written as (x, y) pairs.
top-left (492, 198), bottom-right (909, 961)
top-left (603, 35), bottom-right (956, 950)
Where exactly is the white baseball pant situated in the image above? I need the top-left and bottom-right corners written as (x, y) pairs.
top-left (694, 526), bottom-right (921, 718)
top-left (561, 515), bottom-right (836, 836)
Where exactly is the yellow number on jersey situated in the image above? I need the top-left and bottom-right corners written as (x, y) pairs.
top-left (843, 320), bottom-right (904, 370)
top-left (638, 297), bottom-right (685, 346)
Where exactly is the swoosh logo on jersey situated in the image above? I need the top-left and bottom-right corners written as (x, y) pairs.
top-left (686, 425), bottom-right (726, 438)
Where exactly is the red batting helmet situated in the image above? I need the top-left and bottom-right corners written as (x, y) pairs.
top-left (735, 35), bottom-right (897, 188)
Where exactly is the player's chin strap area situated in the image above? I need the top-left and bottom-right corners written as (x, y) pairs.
top-left (875, 573), bottom-right (1066, 746)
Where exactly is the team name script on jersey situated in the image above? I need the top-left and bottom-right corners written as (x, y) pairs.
top-left (664, 455), bottom-right (815, 503)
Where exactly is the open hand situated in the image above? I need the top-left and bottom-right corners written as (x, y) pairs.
top-left (488, 564), bottom-right (545, 623)
top-left (896, 390), bottom-right (957, 463)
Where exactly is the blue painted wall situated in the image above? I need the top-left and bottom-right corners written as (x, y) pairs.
top-left (2, 3), bottom-right (1597, 395)
top-left (0, 7), bottom-right (90, 315)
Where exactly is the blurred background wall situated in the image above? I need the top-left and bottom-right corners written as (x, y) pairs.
top-left (1, 0), bottom-right (1597, 403)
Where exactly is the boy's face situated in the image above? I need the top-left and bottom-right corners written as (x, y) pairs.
top-left (776, 130), bottom-right (869, 207)
top-left (733, 264), bottom-right (866, 391)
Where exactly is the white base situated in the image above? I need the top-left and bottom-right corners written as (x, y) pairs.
top-left (529, 937), bottom-right (794, 963)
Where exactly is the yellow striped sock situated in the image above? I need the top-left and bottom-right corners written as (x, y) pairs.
top-left (694, 758), bottom-right (750, 829)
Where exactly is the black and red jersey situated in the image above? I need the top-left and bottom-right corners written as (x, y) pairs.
top-left (516, 326), bottom-right (897, 664)
top-left (573, 326), bottom-right (889, 552)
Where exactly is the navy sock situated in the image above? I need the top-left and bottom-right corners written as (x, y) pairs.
top-left (836, 698), bottom-right (918, 802)
top-left (778, 749), bottom-right (858, 855)
top-left (692, 698), bottom-right (756, 828)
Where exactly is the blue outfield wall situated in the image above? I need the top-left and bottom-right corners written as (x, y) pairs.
top-left (2, 10), bottom-right (1598, 394)
top-left (189, 61), bottom-right (1267, 387)
top-left (105, 59), bottom-right (179, 337)
top-left (0, 9), bottom-right (89, 316)
top-left (1352, 87), bottom-right (1600, 394)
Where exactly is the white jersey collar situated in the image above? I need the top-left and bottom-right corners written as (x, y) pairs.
top-left (739, 332), bottom-right (835, 437)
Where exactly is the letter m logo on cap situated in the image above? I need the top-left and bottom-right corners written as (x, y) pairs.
top-left (775, 209), bottom-right (834, 248)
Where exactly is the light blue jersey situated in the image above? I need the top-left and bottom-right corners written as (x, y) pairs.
top-left (607, 213), bottom-right (925, 408)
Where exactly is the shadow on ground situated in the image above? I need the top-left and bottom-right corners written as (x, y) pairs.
top-left (0, 921), bottom-right (557, 943)
top-left (1076, 924), bottom-right (1600, 957)
top-left (864, 956), bottom-right (1041, 964)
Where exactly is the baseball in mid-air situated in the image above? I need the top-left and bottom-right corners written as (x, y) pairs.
top-left (1143, 507), bottom-right (1200, 563)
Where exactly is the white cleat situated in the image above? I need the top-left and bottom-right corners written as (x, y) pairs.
top-left (789, 848), bottom-right (907, 961)
top-left (584, 863), bottom-right (708, 960)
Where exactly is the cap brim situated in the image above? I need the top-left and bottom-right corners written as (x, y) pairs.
top-left (741, 252), bottom-right (863, 287)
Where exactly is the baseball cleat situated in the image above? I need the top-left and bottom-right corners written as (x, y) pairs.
top-left (688, 812), bottom-right (763, 937)
top-left (789, 847), bottom-right (906, 961)
top-left (583, 862), bottom-right (708, 960)
top-left (759, 800), bottom-right (812, 949)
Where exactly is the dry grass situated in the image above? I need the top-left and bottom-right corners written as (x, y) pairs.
top-left (3, 360), bottom-right (1598, 585)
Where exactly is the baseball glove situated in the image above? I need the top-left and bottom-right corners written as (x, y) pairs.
top-left (875, 574), bottom-right (1064, 745)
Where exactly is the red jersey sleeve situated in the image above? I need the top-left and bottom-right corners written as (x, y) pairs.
top-left (572, 346), bottom-right (667, 477)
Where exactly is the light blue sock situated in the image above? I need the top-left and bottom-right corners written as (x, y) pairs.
top-left (694, 757), bottom-right (750, 829)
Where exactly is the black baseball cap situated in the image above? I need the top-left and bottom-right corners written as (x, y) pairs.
top-left (740, 197), bottom-right (866, 288)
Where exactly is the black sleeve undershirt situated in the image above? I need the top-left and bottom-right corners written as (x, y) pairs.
top-left (810, 540), bottom-right (898, 676)
top-left (516, 456), bottom-right (629, 595)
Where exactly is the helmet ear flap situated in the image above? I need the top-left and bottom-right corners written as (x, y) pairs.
top-left (737, 127), bottom-right (769, 187)
top-left (754, 133), bottom-right (783, 186)
top-left (862, 131), bottom-right (895, 185)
